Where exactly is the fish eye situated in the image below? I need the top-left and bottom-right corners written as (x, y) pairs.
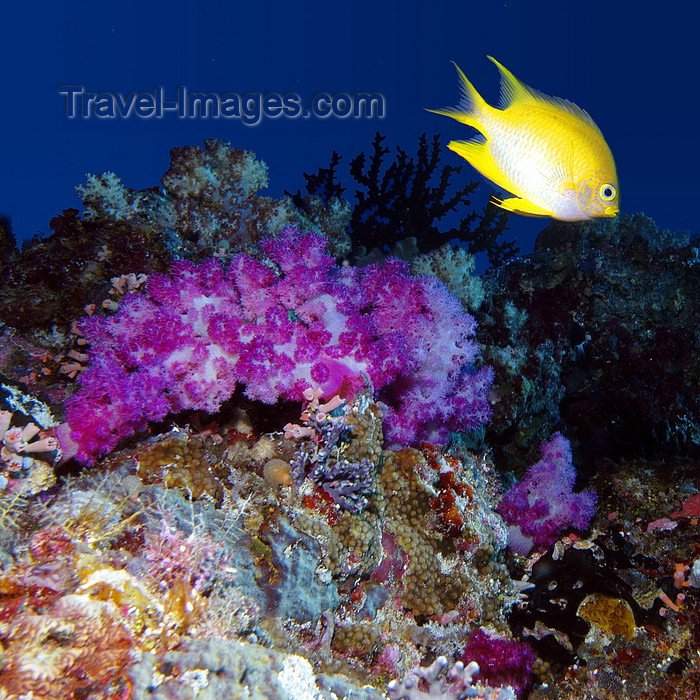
top-left (599, 183), bottom-right (617, 201)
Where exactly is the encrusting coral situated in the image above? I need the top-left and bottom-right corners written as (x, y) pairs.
top-left (387, 656), bottom-right (515, 700)
top-left (0, 594), bottom-right (136, 698)
top-left (135, 430), bottom-right (225, 502)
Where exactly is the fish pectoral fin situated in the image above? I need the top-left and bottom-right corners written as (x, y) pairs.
top-left (447, 139), bottom-right (510, 189)
top-left (492, 195), bottom-right (553, 218)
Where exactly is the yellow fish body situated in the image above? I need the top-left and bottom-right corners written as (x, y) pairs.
top-left (430, 57), bottom-right (619, 221)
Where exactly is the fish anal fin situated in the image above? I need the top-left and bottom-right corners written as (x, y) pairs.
top-left (492, 195), bottom-right (552, 218)
top-left (447, 139), bottom-right (512, 190)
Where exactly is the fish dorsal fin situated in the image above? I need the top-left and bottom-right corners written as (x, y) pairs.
top-left (488, 56), bottom-right (538, 108)
top-left (487, 56), bottom-right (600, 131)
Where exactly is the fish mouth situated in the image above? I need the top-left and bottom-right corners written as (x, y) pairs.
top-left (603, 205), bottom-right (619, 218)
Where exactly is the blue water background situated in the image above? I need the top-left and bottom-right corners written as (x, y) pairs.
top-left (1, 0), bottom-right (696, 252)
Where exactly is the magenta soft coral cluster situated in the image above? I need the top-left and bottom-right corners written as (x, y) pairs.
top-left (65, 226), bottom-right (492, 463)
top-left (497, 432), bottom-right (597, 554)
top-left (460, 628), bottom-right (536, 698)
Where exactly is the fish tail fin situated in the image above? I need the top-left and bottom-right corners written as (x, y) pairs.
top-left (426, 61), bottom-right (489, 129)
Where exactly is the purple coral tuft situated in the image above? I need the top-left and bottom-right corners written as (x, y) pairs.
top-left (497, 432), bottom-right (597, 554)
top-left (460, 628), bottom-right (536, 698)
top-left (308, 457), bottom-right (374, 513)
top-left (65, 227), bottom-right (492, 463)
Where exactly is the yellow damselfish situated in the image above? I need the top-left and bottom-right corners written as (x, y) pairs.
top-left (430, 57), bottom-right (619, 221)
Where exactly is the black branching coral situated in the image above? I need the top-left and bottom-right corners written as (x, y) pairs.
top-left (292, 133), bottom-right (519, 267)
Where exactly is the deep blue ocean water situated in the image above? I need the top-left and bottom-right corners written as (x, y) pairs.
top-left (1, 0), bottom-right (697, 251)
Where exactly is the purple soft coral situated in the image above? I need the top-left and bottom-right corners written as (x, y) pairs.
top-left (65, 226), bottom-right (492, 463)
top-left (497, 432), bottom-right (597, 554)
top-left (460, 628), bottom-right (536, 698)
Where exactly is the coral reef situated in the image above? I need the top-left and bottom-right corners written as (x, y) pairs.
top-left (0, 594), bottom-right (136, 697)
top-left (460, 628), bottom-right (537, 697)
top-left (128, 637), bottom-right (343, 699)
top-left (388, 657), bottom-right (516, 700)
top-left (78, 139), bottom-right (308, 259)
top-left (135, 431), bottom-right (226, 502)
top-left (478, 212), bottom-right (699, 467)
top-left (410, 243), bottom-right (486, 313)
top-left (0, 393), bottom-right (523, 699)
top-left (0, 206), bottom-right (173, 335)
top-left (508, 450), bottom-right (700, 699)
top-left (0, 140), bottom-right (351, 410)
top-left (0, 140), bottom-right (698, 700)
top-left (0, 409), bottom-right (58, 496)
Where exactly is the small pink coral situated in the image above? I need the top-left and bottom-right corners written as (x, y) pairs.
top-left (0, 410), bottom-right (59, 467)
top-left (670, 493), bottom-right (700, 519)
